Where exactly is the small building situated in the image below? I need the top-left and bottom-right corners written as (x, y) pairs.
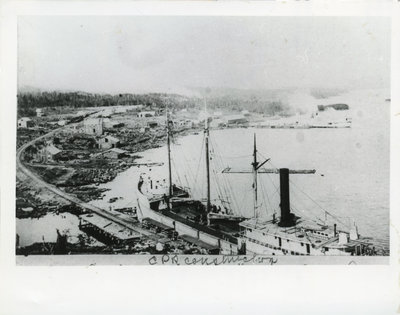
top-left (57, 120), bottom-right (68, 126)
top-left (17, 117), bottom-right (34, 129)
top-left (83, 118), bottom-right (103, 136)
top-left (185, 120), bottom-right (194, 129)
top-left (173, 119), bottom-right (194, 129)
top-left (103, 118), bottom-right (124, 129)
top-left (137, 111), bottom-right (156, 118)
top-left (37, 144), bottom-right (62, 163)
top-left (98, 135), bottom-right (120, 149)
top-left (101, 148), bottom-right (127, 159)
top-left (224, 115), bottom-right (248, 125)
top-left (147, 121), bottom-right (158, 128)
top-left (173, 120), bottom-right (186, 128)
top-left (36, 108), bottom-right (44, 117)
top-left (241, 110), bottom-right (250, 117)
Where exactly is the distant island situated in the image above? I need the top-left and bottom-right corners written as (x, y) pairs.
top-left (317, 104), bottom-right (349, 111)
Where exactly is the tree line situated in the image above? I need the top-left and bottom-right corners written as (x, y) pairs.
top-left (18, 91), bottom-right (290, 117)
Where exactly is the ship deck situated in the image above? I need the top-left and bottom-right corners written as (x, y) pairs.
top-left (239, 217), bottom-right (378, 251)
top-left (159, 203), bottom-right (240, 244)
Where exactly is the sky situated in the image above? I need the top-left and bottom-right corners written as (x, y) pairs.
top-left (18, 16), bottom-right (391, 95)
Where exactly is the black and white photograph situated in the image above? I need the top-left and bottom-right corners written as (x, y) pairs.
top-left (1, 0), bottom-right (400, 314)
top-left (13, 15), bottom-right (391, 264)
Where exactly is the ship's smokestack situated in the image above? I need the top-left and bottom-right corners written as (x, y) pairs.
top-left (278, 168), bottom-right (295, 227)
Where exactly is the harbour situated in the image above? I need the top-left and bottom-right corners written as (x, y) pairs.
top-left (93, 89), bottom-right (389, 244)
top-left (4, 11), bottom-right (397, 315)
top-left (12, 15), bottom-right (391, 261)
top-left (15, 88), bottom-right (390, 257)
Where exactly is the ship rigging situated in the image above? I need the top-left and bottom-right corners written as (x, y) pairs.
top-left (136, 100), bottom-right (388, 256)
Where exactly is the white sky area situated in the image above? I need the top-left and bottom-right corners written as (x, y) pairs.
top-left (18, 16), bottom-right (390, 95)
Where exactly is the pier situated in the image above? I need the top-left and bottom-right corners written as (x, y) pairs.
top-left (79, 213), bottom-right (141, 246)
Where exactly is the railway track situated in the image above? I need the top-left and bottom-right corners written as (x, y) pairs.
top-left (16, 123), bottom-right (158, 240)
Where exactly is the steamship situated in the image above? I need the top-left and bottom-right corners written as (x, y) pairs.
top-left (237, 168), bottom-right (372, 256)
top-left (136, 106), bottom-right (387, 256)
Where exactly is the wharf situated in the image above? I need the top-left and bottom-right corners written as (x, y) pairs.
top-left (79, 213), bottom-right (141, 245)
top-left (254, 124), bottom-right (350, 129)
top-left (180, 235), bottom-right (220, 253)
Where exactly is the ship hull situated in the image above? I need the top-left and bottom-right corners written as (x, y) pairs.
top-left (136, 186), bottom-right (240, 255)
top-left (239, 235), bottom-right (352, 256)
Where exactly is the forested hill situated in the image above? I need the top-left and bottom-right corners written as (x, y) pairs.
top-left (17, 91), bottom-right (194, 117)
top-left (17, 87), bottom-right (343, 117)
top-left (17, 89), bottom-right (291, 117)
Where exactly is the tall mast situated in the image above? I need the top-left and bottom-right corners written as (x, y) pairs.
top-left (222, 134), bottom-right (315, 222)
top-left (252, 133), bottom-right (259, 218)
top-left (204, 98), bottom-right (211, 213)
top-left (167, 108), bottom-right (173, 199)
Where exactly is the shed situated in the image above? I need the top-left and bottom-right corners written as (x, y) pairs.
top-left (17, 117), bottom-right (34, 129)
top-left (147, 121), bottom-right (158, 128)
top-left (103, 118), bottom-right (124, 129)
top-left (98, 135), bottom-right (120, 149)
top-left (37, 144), bottom-right (62, 162)
top-left (36, 108), bottom-right (44, 117)
top-left (137, 111), bottom-right (156, 118)
top-left (224, 115), bottom-right (248, 125)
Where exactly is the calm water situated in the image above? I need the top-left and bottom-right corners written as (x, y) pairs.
top-left (91, 88), bottom-right (390, 242)
top-left (16, 213), bottom-right (84, 247)
top-left (18, 89), bottom-right (389, 246)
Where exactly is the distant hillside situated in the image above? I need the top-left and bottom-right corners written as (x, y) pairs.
top-left (17, 91), bottom-right (196, 117)
top-left (187, 86), bottom-right (295, 115)
top-left (17, 86), bottom-right (347, 118)
top-left (17, 88), bottom-right (294, 117)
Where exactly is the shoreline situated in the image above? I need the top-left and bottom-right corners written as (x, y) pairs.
top-left (16, 123), bottom-right (203, 221)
